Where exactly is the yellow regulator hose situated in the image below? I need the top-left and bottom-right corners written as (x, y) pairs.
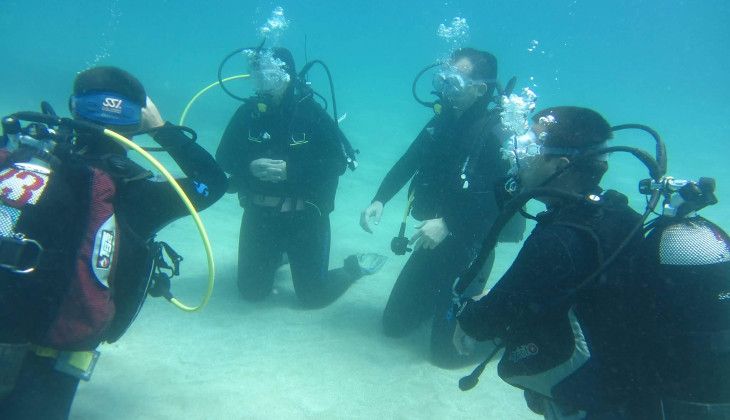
top-left (179, 74), bottom-right (250, 125)
top-left (103, 128), bottom-right (215, 312)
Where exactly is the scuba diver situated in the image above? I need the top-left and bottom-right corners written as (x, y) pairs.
top-left (0, 66), bottom-right (227, 419)
top-left (454, 105), bottom-right (730, 419)
top-left (454, 106), bottom-right (652, 418)
top-left (358, 47), bottom-right (524, 368)
top-left (216, 47), bottom-right (385, 308)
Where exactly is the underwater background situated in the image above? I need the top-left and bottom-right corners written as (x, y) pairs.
top-left (1, 1), bottom-right (729, 418)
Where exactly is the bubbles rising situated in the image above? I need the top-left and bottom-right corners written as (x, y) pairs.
top-left (437, 17), bottom-right (470, 51)
top-left (258, 6), bottom-right (289, 42)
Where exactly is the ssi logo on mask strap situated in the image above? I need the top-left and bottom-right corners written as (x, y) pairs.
top-left (102, 97), bottom-right (124, 114)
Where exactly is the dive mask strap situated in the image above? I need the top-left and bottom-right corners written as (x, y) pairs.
top-left (71, 92), bottom-right (142, 126)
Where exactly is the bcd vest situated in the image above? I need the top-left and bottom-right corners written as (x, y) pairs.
top-left (0, 149), bottom-right (155, 350)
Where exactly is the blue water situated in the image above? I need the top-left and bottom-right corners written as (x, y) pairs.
top-left (2, 1), bottom-right (729, 418)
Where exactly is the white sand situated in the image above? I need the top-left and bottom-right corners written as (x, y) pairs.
top-left (70, 166), bottom-right (535, 419)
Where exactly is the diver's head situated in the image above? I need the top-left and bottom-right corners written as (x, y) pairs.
top-left (70, 66), bottom-right (146, 136)
top-left (517, 106), bottom-right (612, 195)
top-left (248, 47), bottom-right (295, 105)
top-left (70, 66), bottom-right (148, 155)
top-left (433, 48), bottom-right (497, 113)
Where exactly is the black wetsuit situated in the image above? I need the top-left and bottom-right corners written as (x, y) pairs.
top-left (216, 96), bottom-right (353, 308)
top-left (0, 123), bottom-right (227, 419)
top-left (372, 103), bottom-right (509, 368)
top-left (458, 190), bottom-right (656, 418)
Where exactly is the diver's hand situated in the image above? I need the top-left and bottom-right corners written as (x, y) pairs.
top-left (410, 218), bottom-right (450, 250)
top-left (360, 201), bottom-right (384, 233)
top-left (250, 158), bottom-right (287, 182)
top-left (453, 322), bottom-right (477, 356)
top-left (139, 97), bottom-right (165, 131)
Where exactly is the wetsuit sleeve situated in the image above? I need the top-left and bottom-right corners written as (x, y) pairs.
top-left (122, 122), bottom-right (228, 237)
top-left (371, 126), bottom-right (430, 205)
top-left (457, 227), bottom-right (580, 341)
top-left (285, 103), bottom-right (347, 183)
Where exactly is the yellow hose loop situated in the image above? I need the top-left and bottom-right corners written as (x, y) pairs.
top-left (179, 74), bottom-right (250, 126)
top-left (102, 128), bottom-right (215, 312)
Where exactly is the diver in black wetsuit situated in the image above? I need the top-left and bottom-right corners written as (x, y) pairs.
top-left (455, 107), bottom-right (655, 419)
top-left (216, 48), bottom-right (383, 308)
top-left (359, 48), bottom-right (521, 368)
top-left (0, 66), bottom-right (227, 419)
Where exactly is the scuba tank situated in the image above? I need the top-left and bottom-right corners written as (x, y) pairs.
top-left (0, 110), bottom-right (72, 274)
top-left (637, 176), bottom-right (730, 407)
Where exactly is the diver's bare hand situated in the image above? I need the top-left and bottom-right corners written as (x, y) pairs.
top-left (250, 158), bottom-right (287, 182)
top-left (410, 217), bottom-right (450, 250)
top-left (360, 201), bottom-right (384, 233)
top-left (453, 323), bottom-right (476, 356)
top-left (139, 97), bottom-right (165, 131)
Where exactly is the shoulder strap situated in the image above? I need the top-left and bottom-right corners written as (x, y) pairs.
top-left (83, 154), bottom-right (152, 183)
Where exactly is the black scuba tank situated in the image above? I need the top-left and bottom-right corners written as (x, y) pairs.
top-left (641, 215), bottom-right (730, 403)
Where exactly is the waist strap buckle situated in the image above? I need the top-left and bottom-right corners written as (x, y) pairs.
top-left (30, 345), bottom-right (100, 381)
top-left (0, 233), bottom-right (43, 274)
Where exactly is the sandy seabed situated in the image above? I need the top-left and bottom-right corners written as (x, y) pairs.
top-left (70, 163), bottom-right (535, 420)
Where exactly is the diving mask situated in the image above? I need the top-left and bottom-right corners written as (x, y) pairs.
top-left (247, 50), bottom-right (291, 96)
top-left (432, 66), bottom-right (475, 99)
top-left (501, 130), bottom-right (542, 175)
top-left (501, 114), bottom-right (610, 178)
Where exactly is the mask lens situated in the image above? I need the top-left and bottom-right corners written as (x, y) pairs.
top-left (248, 50), bottom-right (291, 95)
top-left (448, 74), bottom-right (467, 90)
top-left (254, 69), bottom-right (288, 93)
top-left (433, 68), bottom-right (470, 97)
top-left (503, 130), bottom-right (541, 175)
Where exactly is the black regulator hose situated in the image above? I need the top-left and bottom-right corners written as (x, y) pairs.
top-left (459, 344), bottom-right (503, 391)
top-left (299, 59), bottom-right (359, 170)
top-left (411, 62), bottom-right (441, 108)
top-left (453, 144), bottom-right (665, 299)
top-left (611, 124), bottom-right (666, 177)
top-left (572, 188), bottom-right (661, 295)
top-left (13, 111), bottom-right (197, 153)
top-left (299, 60), bottom-right (339, 123)
top-left (11, 111), bottom-right (107, 138)
top-left (40, 101), bottom-right (58, 116)
top-left (529, 144), bottom-right (664, 204)
top-left (217, 41), bottom-right (266, 102)
top-left (453, 187), bottom-right (586, 297)
top-left (11, 111), bottom-right (62, 127)
top-left (583, 145), bottom-right (663, 181)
